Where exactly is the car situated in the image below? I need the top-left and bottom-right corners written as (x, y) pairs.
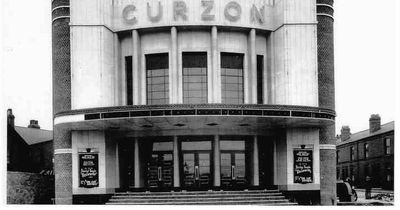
top-left (337, 180), bottom-right (357, 202)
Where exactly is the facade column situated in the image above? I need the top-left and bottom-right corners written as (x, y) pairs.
top-left (171, 27), bottom-right (179, 104)
top-left (249, 29), bottom-right (257, 104)
top-left (211, 26), bottom-right (221, 103)
top-left (132, 30), bottom-right (140, 105)
top-left (252, 136), bottom-right (260, 186)
top-left (213, 135), bottom-right (221, 187)
top-left (173, 136), bottom-right (180, 188)
top-left (317, 0), bottom-right (336, 205)
top-left (134, 137), bottom-right (141, 188)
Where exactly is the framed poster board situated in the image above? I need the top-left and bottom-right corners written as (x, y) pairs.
top-left (79, 153), bottom-right (99, 188)
top-left (293, 149), bottom-right (313, 184)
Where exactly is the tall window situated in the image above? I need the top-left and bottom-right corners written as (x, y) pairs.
top-left (125, 56), bottom-right (133, 105)
top-left (364, 143), bottom-right (369, 159)
top-left (350, 165), bottom-right (355, 181)
top-left (336, 150), bottom-right (340, 163)
top-left (146, 53), bottom-right (169, 105)
top-left (384, 138), bottom-right (391, 155)
top-left (364, 164), bottom-right (370, 180)
top-left (221, 53), bottom-right (244, 104)
top-left (182, 52), bottom-right (208, 104)
top-left (350, 146), bottom-right (355, 161)
top-left (257, 55), bottom-right (264, 104)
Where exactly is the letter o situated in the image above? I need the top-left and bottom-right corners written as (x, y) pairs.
top-left (224, 1), bottom-right (241, 22)
top-left (123, 5), bottom-right (137, 25)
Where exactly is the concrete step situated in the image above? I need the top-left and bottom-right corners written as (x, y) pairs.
top-left (106, 190), bottom-right (297, 205)
top-left (114, 189), bottom-right (279, 196)
top-left (107, 199), bottom-right (294, 205)
top-left (111, 192), bottom-right (283, 199)
top-left (109, 196), bottom-right (287, 202)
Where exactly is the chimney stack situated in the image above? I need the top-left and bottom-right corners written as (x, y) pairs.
top-left (7, 109), bottom-right (15, 127)
top-left (340, 126), bottom-right (351, 141)
top-left (369, 114), bottom-right (381, 133)
top-left (28, 120), bottom-right (40, 129)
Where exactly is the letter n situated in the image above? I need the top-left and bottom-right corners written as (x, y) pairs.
top-left (251, 5), bottom-right (265, 24)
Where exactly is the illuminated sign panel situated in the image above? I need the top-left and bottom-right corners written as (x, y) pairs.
top-left (112, 0), bottom-right (276, 31)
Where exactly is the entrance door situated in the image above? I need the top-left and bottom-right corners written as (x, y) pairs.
top-left (147, 152), bottom-right (173, 190)
top-left (182, 152), bottom-right (211, 190)
top-left (221, 152), bottom-right (246, 189)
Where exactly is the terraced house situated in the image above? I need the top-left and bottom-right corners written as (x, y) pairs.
top-left (52, 0), bottom-right (336, 205)
top-left (337, 115), bottom-right (394, 190)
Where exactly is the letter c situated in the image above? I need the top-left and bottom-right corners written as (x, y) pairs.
top-left (123, 5), bottom-right (137, 25)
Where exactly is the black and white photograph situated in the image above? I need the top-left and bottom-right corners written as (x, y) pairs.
top-left (1, 0), bottom-right (398, 206)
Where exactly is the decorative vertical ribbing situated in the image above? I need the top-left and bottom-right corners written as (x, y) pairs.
top-left (52, 0), bottom-right (72, 204)
top-left (317, 0), bottom-right (336, 205)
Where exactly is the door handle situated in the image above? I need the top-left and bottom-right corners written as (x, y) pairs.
top-left (232, 165), bottom-right (236, 180)
top-left (158, 166), bottom-right (162, 181)
top-left (195, 165), bottom-right (199, 180)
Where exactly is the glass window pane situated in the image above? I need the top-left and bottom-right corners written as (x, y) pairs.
top-left (221, 53), bottom-right (244, 104)
top-left (146, 53), bottom-right (169, 105)
top-left (153, 141), bottom-right (173, 151)
top-left (183, 52), bottom-right (208, 104)
top-left (181, 141), bottom-right (211, 151)
top-left (220, 140), bottom-right (245, 150)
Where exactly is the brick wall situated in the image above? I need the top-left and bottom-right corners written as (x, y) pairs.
top-left (317, 0), bottom-right (336, 205)
top-left (52, 0), bottom-right (72, 204)
top-left (29, 141), bottom-right (54, 173)
top-left (7, 172), bottom-right (54, 204)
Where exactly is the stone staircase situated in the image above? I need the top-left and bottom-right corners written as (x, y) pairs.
top-left (106, 189), bottom-right (297, 205)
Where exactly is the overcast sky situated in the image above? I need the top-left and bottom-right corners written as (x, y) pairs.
top-left (1, 0), bottom-right (398, 134)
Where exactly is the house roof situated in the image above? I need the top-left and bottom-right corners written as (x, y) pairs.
top-left (14, 126), bottom-right (53, 145)
top-left (337, 121), bottom-right (395, 146)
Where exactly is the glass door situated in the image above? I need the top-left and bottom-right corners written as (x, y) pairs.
top-left (147, 152), bottom-right (173, 190)
top-left (182, 152), bottom-right (211, 190)
top-left (221, 152), bottom-right (246, 188)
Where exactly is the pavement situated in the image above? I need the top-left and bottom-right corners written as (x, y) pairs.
top-left (338, 188), bottom-right (394, 206)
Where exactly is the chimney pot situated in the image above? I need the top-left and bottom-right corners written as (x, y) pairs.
top-left (28, 120), bottom-right (40, 129)
top-left (340, 126), bottom-right (351, 141)
top-left (7, 109), bottom-right (15, 127)
top-left (369, 114), bottom-right (381, 133)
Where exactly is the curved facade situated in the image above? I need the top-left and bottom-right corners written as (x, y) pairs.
top-left (52, 0), bottom-right (335, 204)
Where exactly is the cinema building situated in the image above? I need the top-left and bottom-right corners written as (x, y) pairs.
top-left (52, 0), bottom-right (336, 205)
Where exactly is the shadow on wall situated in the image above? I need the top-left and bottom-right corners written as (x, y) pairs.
top-left (7, 171), bottom-right (54, 204)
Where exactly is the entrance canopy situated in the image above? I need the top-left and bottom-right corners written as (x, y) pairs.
top-left (55, 104), bottom-right (335, 136)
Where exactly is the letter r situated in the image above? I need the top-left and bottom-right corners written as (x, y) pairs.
top-left (173, 1), bottom-right (188, 21)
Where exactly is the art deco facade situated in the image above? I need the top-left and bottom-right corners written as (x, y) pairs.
top-left (52, 0), bottom-right (336, 204)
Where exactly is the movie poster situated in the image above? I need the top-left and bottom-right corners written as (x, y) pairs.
top-left (293, 149), bottom-right (313, 184)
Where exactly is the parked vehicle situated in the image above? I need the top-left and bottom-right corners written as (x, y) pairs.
top-left (337, 180), bottom-right (357, 202)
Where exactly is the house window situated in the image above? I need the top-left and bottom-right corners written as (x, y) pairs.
top-left (385, 162), bottom-right (392, 182)
top-left (350, 146), bottom-right (355, 161)
top-left (387, 174), bottom-right (392, 182)
top-left (146, 53), bottom-right (169, 105)
top-left (364, 164), bottom-right (370, 180)
top-left (336, 150), bottom-right (339, 163)
top-left (384, 137), bottom-right (391, 155)
top-left (221, 53), bottom-right (244, 104)
top-left (182, 52), bottom-right (208, 104)
top-left (125, 56), bottom-right (133, 105)
top-left (350, 165), bottom-right (355, 181)
top-left (364, 143), bottom-right (369, 159)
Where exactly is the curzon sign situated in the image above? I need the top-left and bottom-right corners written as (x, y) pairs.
top-left (113, 0), bottom-right (276, 31)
